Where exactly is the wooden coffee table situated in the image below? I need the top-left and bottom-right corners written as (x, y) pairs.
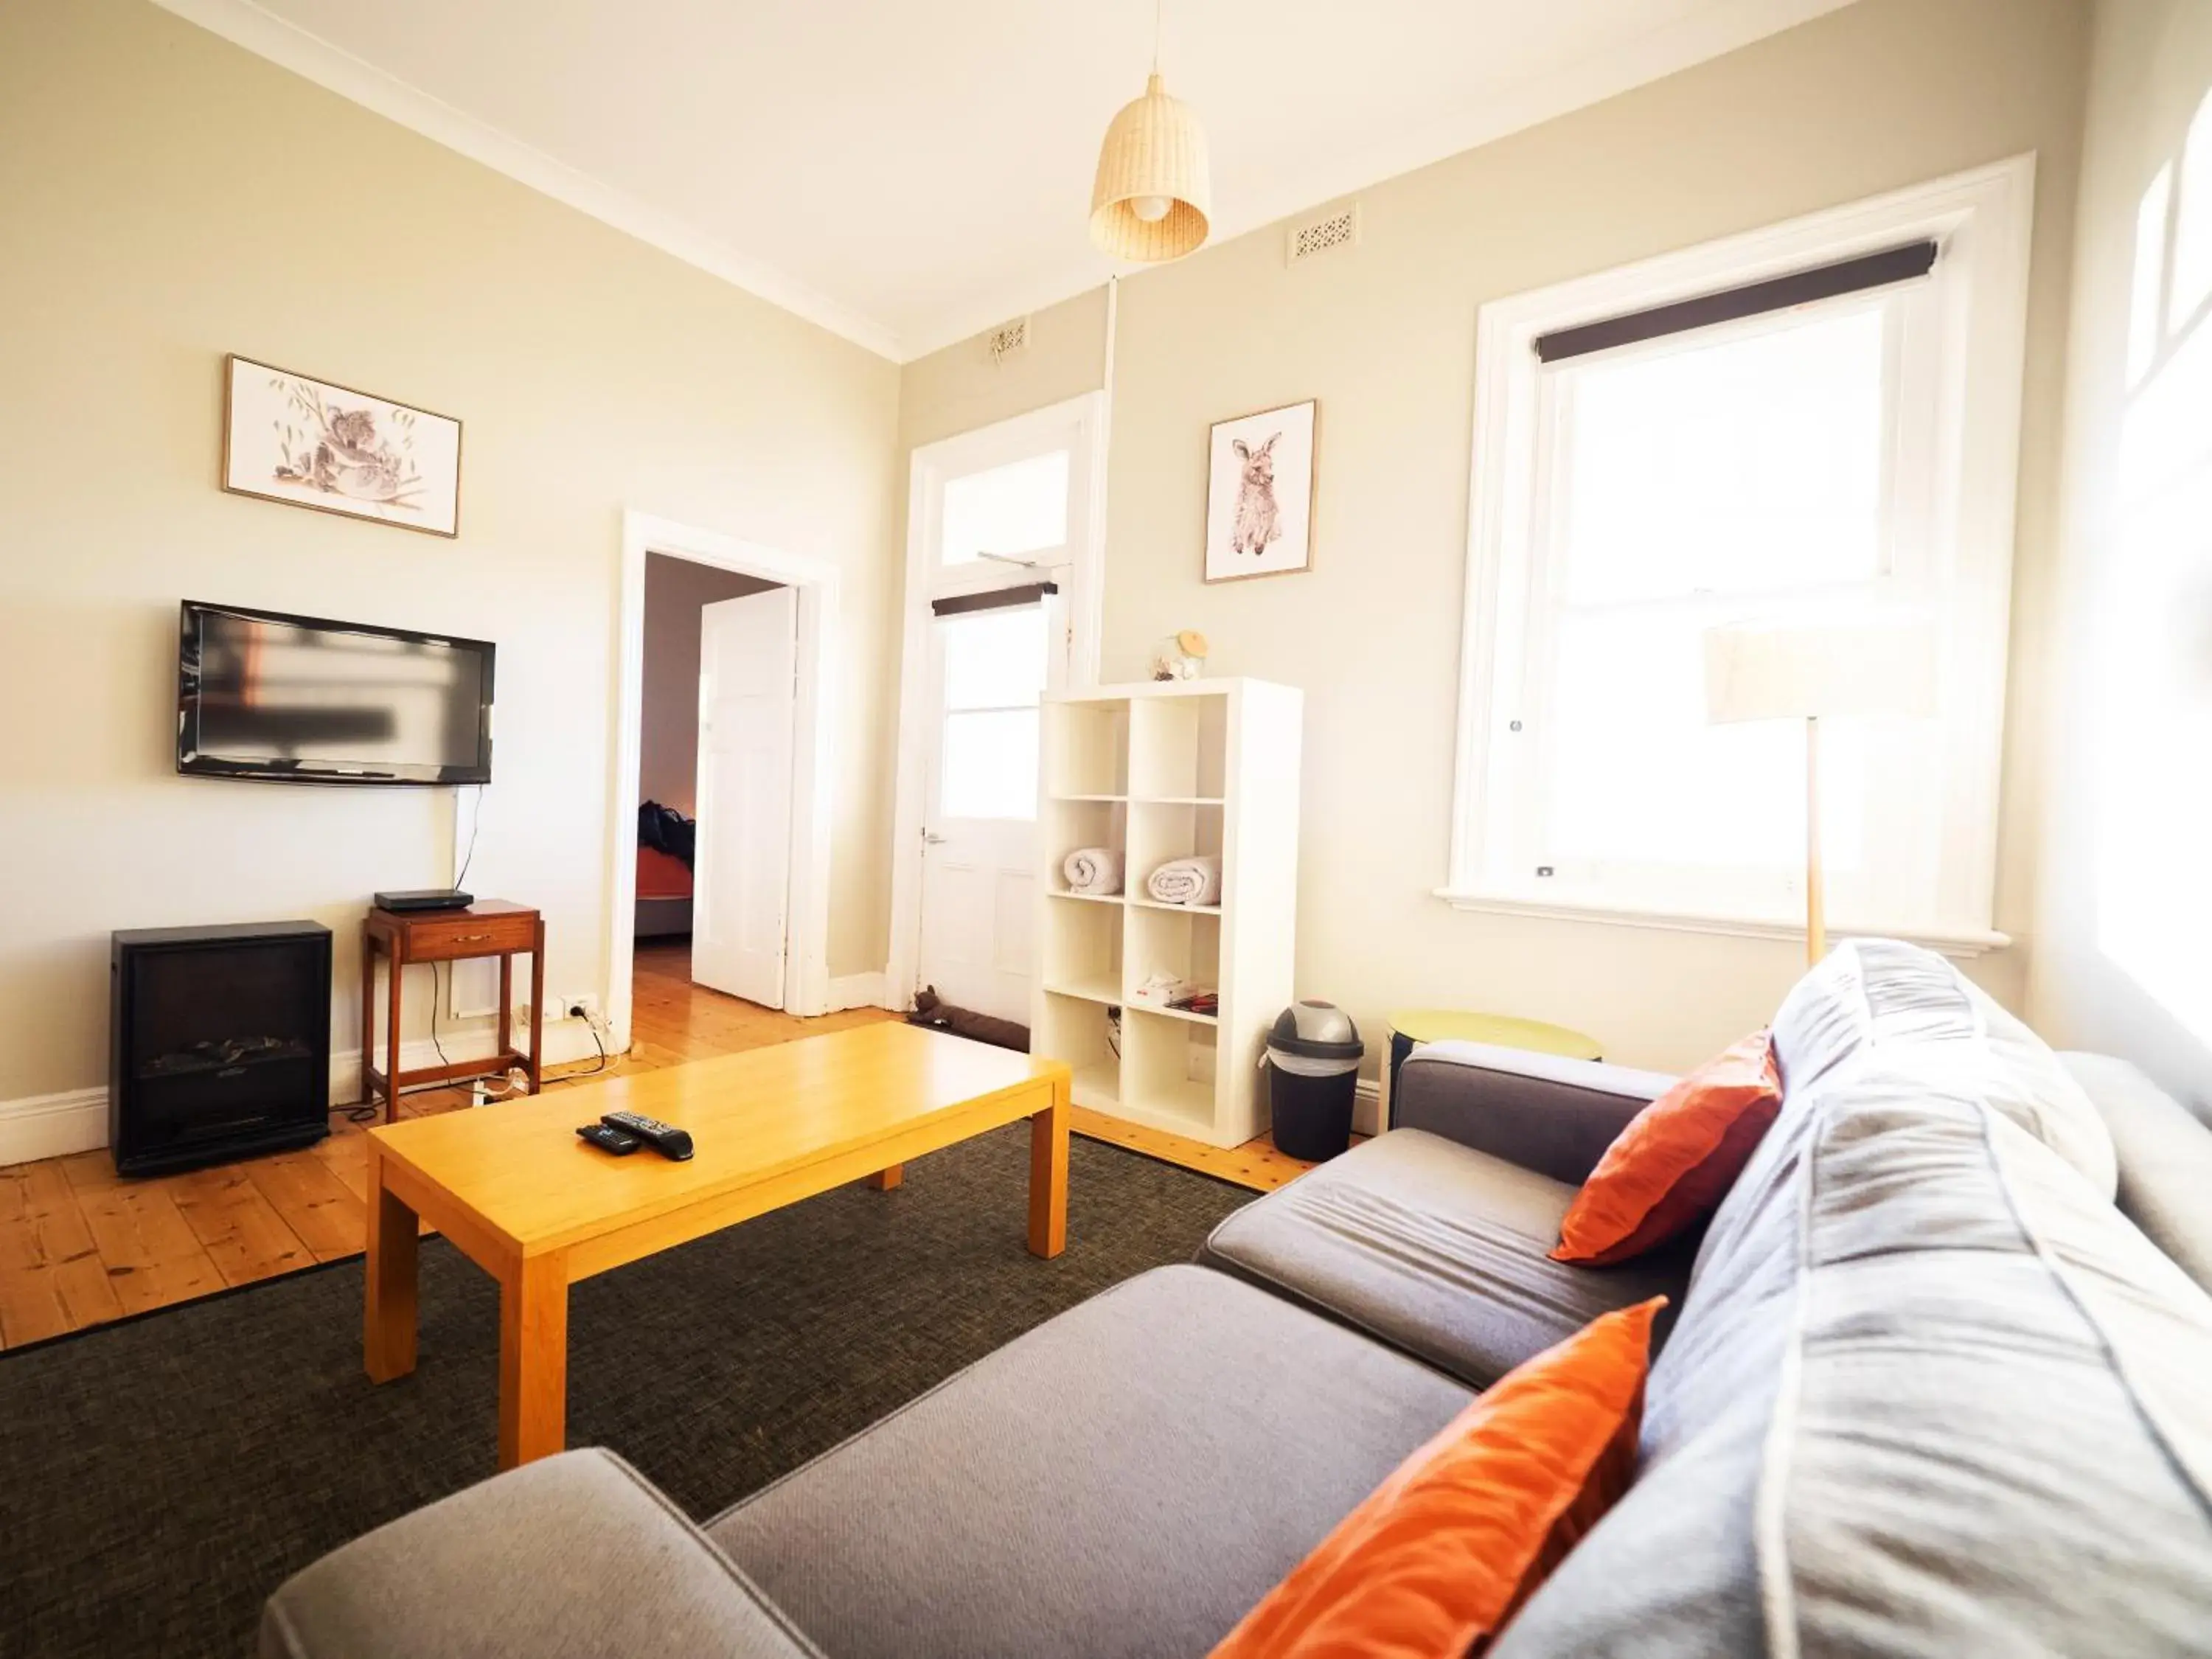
top-left (361, 1021), bottom-right (1071, 1470)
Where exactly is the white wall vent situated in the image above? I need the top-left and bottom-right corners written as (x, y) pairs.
top-left (1288, 204), bottom-right (1360, 266)
top-left (986, 315), bottom-right (1030, 364)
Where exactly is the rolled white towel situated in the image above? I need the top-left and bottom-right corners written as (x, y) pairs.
top-left (1146, 854), bottom-right (1221, 906)
top-left (1062, 846), bottom-right (1124, 896)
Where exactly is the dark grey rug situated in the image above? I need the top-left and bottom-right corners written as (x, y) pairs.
top-left (0, 1127), bottom-right (1248, 1659)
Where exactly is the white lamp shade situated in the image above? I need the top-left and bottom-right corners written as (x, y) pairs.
top-left (1704, 618), bottom-right (1940, 724)
top-left (1090, 74), bottom-right (1211, 262)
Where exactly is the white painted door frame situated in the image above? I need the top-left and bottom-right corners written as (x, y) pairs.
top-left (609, 509), bottom-right (840, 1046)
top-left (885, 392), bottom-right (1108, 1011)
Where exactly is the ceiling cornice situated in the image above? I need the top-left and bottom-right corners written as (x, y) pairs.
top-left (147, 0), bottom-right (912, 361)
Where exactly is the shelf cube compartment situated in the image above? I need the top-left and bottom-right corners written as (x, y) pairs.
top-left (1129, 695), bottom-right (1228, 801)
top-left (1046, 798), bottom-right (1128, 897)
top-left (1123, 1007), bottom-right (1219, 1131)
top-left (1041, 896), bottom-right (1124, 1004)
top-left (1124, 906), bottom-right (1219, 1020)
top-left (1046, 698), bottom-right (1130, 799)
top-left (1127, 801), bottom-right (1224, 904)
top-left (1037, 992), bottom-right (1121, 1109)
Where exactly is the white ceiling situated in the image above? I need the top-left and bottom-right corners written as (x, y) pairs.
top-left (155, 0), bottom-right (1856, 361)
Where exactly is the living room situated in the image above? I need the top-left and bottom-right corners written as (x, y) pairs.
top-left (5, 0), bottom-right (2211, 1653)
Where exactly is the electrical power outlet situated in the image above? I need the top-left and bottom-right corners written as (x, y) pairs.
top-left (563, 992), bottom-right (600, 1021)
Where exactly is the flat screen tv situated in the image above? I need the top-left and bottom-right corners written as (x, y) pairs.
top-left (176, 600), bottom-right (494, 785)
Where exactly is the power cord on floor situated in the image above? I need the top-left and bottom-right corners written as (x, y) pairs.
top-left (571, 1013), bottom-right (611, 1079)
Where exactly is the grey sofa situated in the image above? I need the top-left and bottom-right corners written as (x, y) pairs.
top-left (261, 941), bottom-right (2212, 1658)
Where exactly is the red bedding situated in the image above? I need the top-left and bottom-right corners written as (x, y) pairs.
top-left (636, 845), bottom-right (693, 900)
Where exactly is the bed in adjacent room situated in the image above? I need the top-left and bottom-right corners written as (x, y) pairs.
top-left (636, 801), bottom-right (696, 939)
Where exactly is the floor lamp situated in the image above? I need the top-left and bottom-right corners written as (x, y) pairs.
top-left (1703, 619), bottom-right (1938, 967)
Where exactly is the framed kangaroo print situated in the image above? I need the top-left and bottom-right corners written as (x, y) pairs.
top-left (1204, 399), bottom-right (1316, 582)
top-left (221, 355), bottom-right (462, 538)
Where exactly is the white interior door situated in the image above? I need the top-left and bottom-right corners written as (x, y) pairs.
top-left (693, 587), bottom-right (796, 1007)
top-left (917, 602), bottom-right (1052, 1023)
top-left (900, 397), bottom-right (1098, 1023)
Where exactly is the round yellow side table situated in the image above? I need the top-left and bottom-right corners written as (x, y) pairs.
top-left (1380, 1009), bottom-right (1603, 1132)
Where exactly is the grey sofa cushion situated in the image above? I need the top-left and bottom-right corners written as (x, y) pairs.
top-left (1771, 937), bottom-right (2117, 1197)
top-left (2065, 1050), bottom-right (2212, 1291)
top-left (260, 1448), bottom-right (820, 1659)
top-left (1495, 941), bottom-right (2212, 1658)
top-left (709, 1263), bottom-right (1468, 1659)
top-left (1198, 1127), bottom-right (1687, 1387)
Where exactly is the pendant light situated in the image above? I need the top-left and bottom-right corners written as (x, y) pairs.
top-left (1089, 0), bottom-right (1211, 262)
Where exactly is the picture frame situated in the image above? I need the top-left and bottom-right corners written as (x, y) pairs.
top-left (1203, 398), bottom-right (1318, 582)
top-left (220, 355), bottom-right (462, 538)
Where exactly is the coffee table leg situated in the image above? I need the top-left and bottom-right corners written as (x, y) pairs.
top-left (498, 1253), bottom-right (569, 1470)
top-left (364, 1151), bottom-right (418, 1383)
top-left (867, 1165), bottom-right (903, 1190)
top-left (1028, 1076), bottom-right (1069, 1259)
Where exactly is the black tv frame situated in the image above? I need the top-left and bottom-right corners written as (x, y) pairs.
top-left (175, 599), bottom-right (495, 786)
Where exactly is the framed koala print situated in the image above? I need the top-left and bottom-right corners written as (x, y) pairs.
top-left (1203, 399), bottom-right (1317, 582)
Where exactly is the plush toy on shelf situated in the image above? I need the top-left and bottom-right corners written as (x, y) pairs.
top-left (1152, 629), bottom-right (1210, 681)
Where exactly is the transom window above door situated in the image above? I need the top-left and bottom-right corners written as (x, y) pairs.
top-left (940, 451), bottom-right (1071, 568)
top-left (1442, 159), bottom-right (2035, 952)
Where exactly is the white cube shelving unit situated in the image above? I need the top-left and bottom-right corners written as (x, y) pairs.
top-left (1034, 678), bottom-right (1302, 1149)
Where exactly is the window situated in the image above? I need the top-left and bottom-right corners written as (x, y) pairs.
top-left (939, 451), bottom-right (1070, 567)
top-left (936, 605), bottom-right (1048, 819)
top-left (1445, 160), bottom-right (2034, 948)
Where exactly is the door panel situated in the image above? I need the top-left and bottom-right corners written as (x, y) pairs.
top-left (693, 587), bottom-right (796, 1008)
top-left (917, 603), bottom-right (1049, 1025)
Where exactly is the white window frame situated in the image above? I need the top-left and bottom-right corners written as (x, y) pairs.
top-left (1441, 156), bottom-right (2037, 956)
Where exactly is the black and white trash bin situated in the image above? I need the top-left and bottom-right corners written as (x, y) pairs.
top-left (1263, 1001), bottom-right (1364, 1161)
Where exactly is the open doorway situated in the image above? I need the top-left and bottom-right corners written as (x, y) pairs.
top-left (637, 553), bottom-right (793, 1006)
top-left (611, 511), bottom-right (843, 1048)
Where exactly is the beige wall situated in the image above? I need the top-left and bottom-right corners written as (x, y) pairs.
top-left (897, 290), bottom-right (1110, 456)
top-left (2026, 0), bottom-right (2212, 1112)
top-left (640, 555), bottom-right (777, 819)
top-left (902, 0), bottom-right (2090, 1076)
top-left (0, 0), bottom-right (901, 1102)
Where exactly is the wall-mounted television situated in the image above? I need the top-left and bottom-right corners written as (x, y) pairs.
top-left (176, 600), bottom-right (494, 785)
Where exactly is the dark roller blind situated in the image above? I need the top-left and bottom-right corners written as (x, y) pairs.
top-left (931, 581), bottom-right (1057, 618)
top-left (1534, 240), bottom-right (1939, 365)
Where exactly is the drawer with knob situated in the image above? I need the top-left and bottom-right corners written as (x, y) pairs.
top-left (399, 912), bottom-right (538, 961)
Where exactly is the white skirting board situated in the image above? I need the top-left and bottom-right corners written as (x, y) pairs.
top-left (0, 1018), bottom-right (607, 1169)
top-left (827, 971), bottom-right (894, 1013)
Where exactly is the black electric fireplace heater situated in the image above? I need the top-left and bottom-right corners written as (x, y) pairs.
top-left (109, 921), bottom-right (333, 1175)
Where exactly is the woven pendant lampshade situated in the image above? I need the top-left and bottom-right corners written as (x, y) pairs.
top-left (1090, 72), bottom-right (1211, 262)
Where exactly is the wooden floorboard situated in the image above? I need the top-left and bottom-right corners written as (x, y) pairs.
top-left (0, 940), bottom-right (1315, 1349)
top-left (1067, 1106), bottom-right (1338, 1192)
top-left (170, 1163), bottom-right (319, 1289)
top-left (245, 1149), bottom-right (367, 1264)
top-left (0, 1159), bottom-right (125, 1346)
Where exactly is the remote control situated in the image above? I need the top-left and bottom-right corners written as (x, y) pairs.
top-left (577, 1122), bottom-right (642, 1155)
top-left (600, 1110), bottom-right (695, 1161)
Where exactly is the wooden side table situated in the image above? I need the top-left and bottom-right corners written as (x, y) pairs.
top-left (361, 900), bottom-right (544, 1122)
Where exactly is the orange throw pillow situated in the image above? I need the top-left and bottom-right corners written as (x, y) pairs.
top-left (1552, 1031), bottom-right (1781, 1266)
top-left (1206, 1298), bottom-right (1665, 1659)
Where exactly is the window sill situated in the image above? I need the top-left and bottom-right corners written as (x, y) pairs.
top-left (1432, 888), bottom-right (2012, 959)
